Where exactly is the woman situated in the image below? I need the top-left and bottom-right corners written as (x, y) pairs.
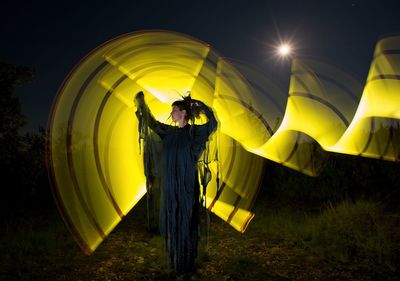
top-left (134, 91), bottom-right (217, 275)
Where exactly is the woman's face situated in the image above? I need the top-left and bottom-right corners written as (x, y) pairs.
top-left (171, 105), bottom-right (186, 123)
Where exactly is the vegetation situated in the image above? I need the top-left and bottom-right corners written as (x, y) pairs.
top-left (0, 62), bottom-right (50, 216)
top-left (0, 61), bottom-right (399, 280)
top-left (308, 200), bottom-right (399, 270)
top-left (1, 197), bottom-right (399, 281)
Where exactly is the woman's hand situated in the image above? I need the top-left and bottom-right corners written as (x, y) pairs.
top-left (134, 91), bottom-right (145, 107)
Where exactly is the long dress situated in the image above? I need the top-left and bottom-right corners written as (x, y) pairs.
top-left (136, 100), bottom-right (217, 274)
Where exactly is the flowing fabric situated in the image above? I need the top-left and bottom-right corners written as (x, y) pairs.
top-left (136, 98), bottom-right (217, 273)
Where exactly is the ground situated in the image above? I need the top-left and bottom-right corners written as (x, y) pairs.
top-left (1, 200), bottom-right (398, 281)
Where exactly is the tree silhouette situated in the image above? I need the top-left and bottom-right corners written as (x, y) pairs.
top-left (0, 61), bottom-right (36, 214)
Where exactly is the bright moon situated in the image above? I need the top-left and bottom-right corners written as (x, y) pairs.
top-left (278, 44), bottom-right (291, 56)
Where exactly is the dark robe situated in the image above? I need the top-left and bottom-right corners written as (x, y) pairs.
top-left (136, 100), bottom-right (217, 274)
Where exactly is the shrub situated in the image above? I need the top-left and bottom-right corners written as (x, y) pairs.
top-left (307, 200), bottom-right (399, 271)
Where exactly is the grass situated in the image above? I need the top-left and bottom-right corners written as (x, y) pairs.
top-left (307, 200), bottom-right (400, 269)
top-left (250, 199), bottom-right (400, 279)
top-left (0, 198), bottom-right (399, 280)
top-left (0, 211), bottom-right (75, 281)
top-left (250, 203), bottom-right (311, 245)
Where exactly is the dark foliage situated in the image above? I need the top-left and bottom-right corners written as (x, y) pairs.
top-left (260, 152), bottom-right (400, 211)
top-left (0, 62), bottom-right (52, 217)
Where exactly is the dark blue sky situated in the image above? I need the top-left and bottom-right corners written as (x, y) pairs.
top-left (1, 0), bottom-right (400, 132)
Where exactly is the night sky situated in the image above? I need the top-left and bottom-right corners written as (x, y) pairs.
top-left (1, 0), bottom-right (400, 132)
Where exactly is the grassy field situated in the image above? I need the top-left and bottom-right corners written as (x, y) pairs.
top-left (1, 196), bottom-right (399, 281)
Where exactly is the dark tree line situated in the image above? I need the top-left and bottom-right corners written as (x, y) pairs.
top-left (0, 61), bottom-right (51, 216)
top-left (260, 150), bottom-right (400, 211)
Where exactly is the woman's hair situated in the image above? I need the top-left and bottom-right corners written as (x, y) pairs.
top-left (172, 94), bottom-right (201, 122)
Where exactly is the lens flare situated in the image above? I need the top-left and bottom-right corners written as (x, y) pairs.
top-left (278, 44), bottom-right (291, 56)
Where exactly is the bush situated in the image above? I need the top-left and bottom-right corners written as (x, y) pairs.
top-left (308, 200), bottom-right (399, 271)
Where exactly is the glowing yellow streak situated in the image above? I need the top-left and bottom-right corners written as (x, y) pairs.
top-left (50, 31), bottom-right (265, 254)
top-left (49, 31), bottom-right (400, 255)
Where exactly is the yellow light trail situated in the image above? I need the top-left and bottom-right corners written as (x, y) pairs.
top-left (48, 31), bottom-right (400, 254)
